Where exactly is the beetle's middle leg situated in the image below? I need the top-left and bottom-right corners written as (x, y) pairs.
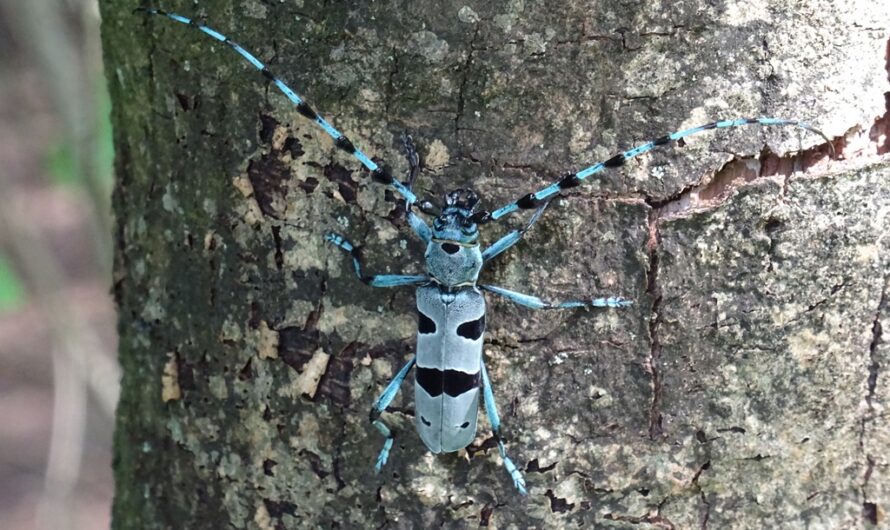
top-left (480, 284), bottom-right (633, 310)
top-left (481, 200), bottom-right (551, 263)
top-left (369, 356), bottom-right (416, 472)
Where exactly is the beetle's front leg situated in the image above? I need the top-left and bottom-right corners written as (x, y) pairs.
top-left (325, 233), bottom-right (427, 287)
top-left (400, 132), bottom-right (435, 244)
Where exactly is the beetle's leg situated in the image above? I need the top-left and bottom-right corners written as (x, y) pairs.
top-left (480, 284), bottom-right (632, 310)
top-left (369, 357), bottom-right (416, 471)
top-left (480, 361), bottom-right (527, 495)
top-left (401, 132), bottom-right (433, 243)
top-left (481, 200), bottom-right (550, 263)
top-left (325, 233), bottom-right (427, 287)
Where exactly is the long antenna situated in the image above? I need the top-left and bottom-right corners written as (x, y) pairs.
top-left (488, 117), bottom-right (832, 221)
top-left (137, 8), bottom-right (417, 205)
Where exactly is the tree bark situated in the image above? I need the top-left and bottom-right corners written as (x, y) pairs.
top-left (101, 0), bottom-right (890, 527)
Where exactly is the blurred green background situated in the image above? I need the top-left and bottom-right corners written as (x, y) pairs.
top-left (0, 0), bottom-right (118, 528)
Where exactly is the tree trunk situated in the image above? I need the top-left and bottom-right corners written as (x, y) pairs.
top-left (101, 0), bottom-right (890, 527)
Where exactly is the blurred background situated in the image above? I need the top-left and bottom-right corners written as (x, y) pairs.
top-left (0, 0), bottom-right (117, 528)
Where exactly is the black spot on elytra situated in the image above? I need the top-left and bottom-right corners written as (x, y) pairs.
top-left (418, 310), bottom-right (437, 334)
top-left (417, 367), bottom-right (479, 397)
top-left (416, 367), bottom-right (442, 397)
top-left (443, 370), bottom-right (480, 397)
top-left (323, 163), bottom-right (358, 204)
top-left (420, 415), bottom-right (431, 426)
top-left (441, 242), bottom-right (460, 254)
top-left (456, 315), bottom-right (485, 340)
top-left (460, 421), bottom-right (470, 429)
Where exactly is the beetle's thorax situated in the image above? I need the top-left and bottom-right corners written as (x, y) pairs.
top-left (425, 188), bottom-right (484, 287)
top-left (425, 239), bottom-right (482, 287)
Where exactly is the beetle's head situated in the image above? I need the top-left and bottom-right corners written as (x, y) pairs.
top-left (430, 188), bottom-right (491, 244)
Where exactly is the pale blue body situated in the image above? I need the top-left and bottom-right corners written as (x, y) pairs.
top-left (414, 285), bottom-right (484, 453)
top-left (141, 8), bottom-right (831, 495)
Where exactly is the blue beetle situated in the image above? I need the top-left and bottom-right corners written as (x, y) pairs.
top-left (140, 8), bottom-right (830, 494)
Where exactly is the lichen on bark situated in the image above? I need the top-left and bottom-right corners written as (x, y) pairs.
top-left (101, 0), bottom-right (889, 527)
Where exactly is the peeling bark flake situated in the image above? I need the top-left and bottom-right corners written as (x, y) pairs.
top-left (161, 352), bottom-right (181, 402)
top-left (295, 348), bottom-right (331, 398)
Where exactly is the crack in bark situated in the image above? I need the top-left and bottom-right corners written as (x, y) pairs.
top-left (866, 280), bottom-right (888, 409)
top-left (383, 48), bottom-right (399, 116)
top-left (631, 107), bottom-right (890, 224)
top-left (651, 141), bottom-right (833, 221)
top-left (453, 26), bottom-right (480, 148)
top-left (698, 490), bottom-right (711, 530)
top-left (860, 275), bottom-right (888, 524)
top-left (689, 461), bottom-right (712, 529)
top-left (644, 205), bottom-right (664, 440)
top-left (604, 497), bottom-right (677, 529)
top-left (629, 114), bottom-right (888, 439)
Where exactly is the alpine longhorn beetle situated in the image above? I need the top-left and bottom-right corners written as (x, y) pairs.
top-left (140, 8), bottom-right (831, 494)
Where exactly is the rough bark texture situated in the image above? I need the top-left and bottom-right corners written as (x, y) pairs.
top-left (102, 0), bottom-right (890, 527)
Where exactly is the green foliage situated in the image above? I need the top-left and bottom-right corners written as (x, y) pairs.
top-left (0, 253), bottom-right (25, 312)
top-left (45, 80), bottom-right (115, 189)
top-left (46, 141), bottom-right (78, 185)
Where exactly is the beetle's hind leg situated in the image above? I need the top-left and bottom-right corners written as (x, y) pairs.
top-left (369, 357), bottom-right (416, 471)
top-left (480, 361), bottom-right (528, 495)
